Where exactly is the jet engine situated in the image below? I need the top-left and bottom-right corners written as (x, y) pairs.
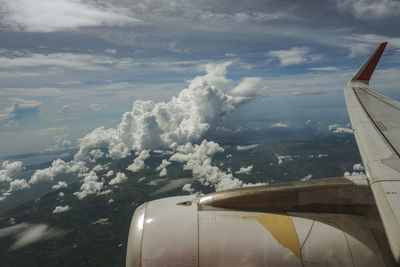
top-left (126, 178), bottom-right (395, 267)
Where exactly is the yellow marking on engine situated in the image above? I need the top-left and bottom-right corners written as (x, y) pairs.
top-left (244, 214), bottom-right (301, 259)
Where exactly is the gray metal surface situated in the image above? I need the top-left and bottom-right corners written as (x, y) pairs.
top-left (198, 177), bottom-right (377, 216)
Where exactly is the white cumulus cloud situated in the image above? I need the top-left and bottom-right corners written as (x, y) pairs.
top-left (156, 159), bottom-right (172, 177)
top-left (52, 181), bottom-right (68, 190)
top-left (74, 62), bottom-right (243, 161)
top-left (8, 179), bottom-right (30, 192)
top-left (182, 183), bottom-right (195, 193)
top-left (92, 164), bottom-right (104, 172)
top-left (105, 170), bottom-right (114, 177)
top-left (0, 160), bottom-right (23, 182)
top-left (235, 165), bottom-right (253, 175)
top-left (109, 172), bottom-right (128, 185)
top-left (52, 205), bottom-right (71, 214)
top-left (73, 171), bottom-right (103, 199)
top-left (127, 150), bottom-right (150, 172)
top-left (29, 159), bottom-right (86, 184)
top-left (328, 124), bottom-right (353, 134)
top-left (169, 140), bottom-right (259, 191)
top-left (353, 163), bottom-right (365, 171)
top-left (276, 154), bottom-right (297, 164)
top-left (301, 174), bottom-right (312, 181)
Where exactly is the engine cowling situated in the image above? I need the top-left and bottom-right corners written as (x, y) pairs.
top-left (127, 194), bottom-right (393, 267)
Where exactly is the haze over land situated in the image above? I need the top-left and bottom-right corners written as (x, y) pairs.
top-left (0, 0), bottom-right (399, 265)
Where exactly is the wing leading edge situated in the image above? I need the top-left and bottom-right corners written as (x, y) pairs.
top-left (344, 42), bottom-right (400, 263)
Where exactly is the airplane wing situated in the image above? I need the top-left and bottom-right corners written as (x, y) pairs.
top-left (344, 42), bottom-right (400, 263)
top-left (126, 43), bottom-right (398, 267)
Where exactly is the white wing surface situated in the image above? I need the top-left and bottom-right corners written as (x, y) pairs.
top-left (344, 42), bottom-right (400, 263)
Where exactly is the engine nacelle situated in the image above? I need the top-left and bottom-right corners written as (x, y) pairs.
top-left (127, 194), bottom-right (393, 267)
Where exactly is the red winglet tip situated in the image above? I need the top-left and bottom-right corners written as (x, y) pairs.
top-left (353, 42), bottom-right (388, 83)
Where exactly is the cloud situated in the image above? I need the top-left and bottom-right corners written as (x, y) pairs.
top-left (169, 140), bottom-right (254, 191)
top-left (52, 205), bottom-right (71, 214)
top-left (89, 149), bottom-right (104, 161)
top-left (349, 43), bottom-right (375, 58)
top-left (182, 183), bottom-right (195, 193)
top-left (8, 179), bottom-right (30, 192)
top-left (126, 150), bottom-right (150, 172)
top-left (189, 61), bottom-right (232, 89)
top-left (1, 0), bottom-right (140, 32)
top-left (235, 165), bottom-right (253, 175)
top-left (0, 223), bottom-right (67, 250)
top-left (56, 105), bottom-right (71, 114)
top-left (40, 127), bottom-right (67, 135)
top-left (73, 171), bottom-right (103, 199)
top-left (30, 159), bottom-right (86, 184)
top-left (91, 218), bottom-right (111, 225)
top-left (0, 52), bottom-right (136, 71)
top-left (307, 66), bottom-right (338, 71)
top-left (0, 98), bottom-right (41, 121)
top-left (276, 154), bottom-right (297, 164)
top-left (46, 135), bottom-right (73, 152)
top-left (353, 163), bottom-right (364, 171)
top-left (9, 224), bottom-right (66, 250)
top-left (230, 77), bottom-right (267, 97)
top-left (52, 181), bottom-right (68, 190)
top-left (105, 49), bottom-right (117, 55)
top-left (236, 144), bottom-right (259, 151)
top-left (328, 124), bottom-right (353, 134)
top-left (92, 164), bottom-right (104, 172)
top-left (156, 159), bottom-right (172, 177)
top-left (334, 0), bottom-right (400, 19)
top-left (0, 160), bottom-right (23, 182)
top-left (344, 163), bottom-right (366, 177)
top-left (0, 223), bottom-right (28, 238)
top-left (109, 172), bottom-right (128, 185)
top-left (105, 170), bottom-right (114, 177)
top-left (301, 174), bottom-right (312, 181)
top-left (20, 61), bottom-right (268, 199)
top-left (271, 122), bottom-right (288, 128)
top-left (267, 47), bottom-right (321, 66)
top-left (74, 62), bottom-right (243, 161)
top-left (344, 34), bottom-right (400, 50)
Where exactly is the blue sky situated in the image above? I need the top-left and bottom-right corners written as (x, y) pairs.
top-left (1, 0), bottom-right (400, 156)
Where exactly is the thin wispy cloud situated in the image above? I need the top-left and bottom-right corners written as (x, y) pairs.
top-left (267, 47), bottom-right (322, 66)
top-left (308, 66), bottom-right (338, 71)
top-left (0, 52), bottom-right (136, 71)
top-left (0, 98), bottom-right (41, 121)
top-left (0, 223), bottom-right (68, 250)
top-left (1, 0), bottom-right (140, 32)
top-left (334, 0), bottom-right (400, 19)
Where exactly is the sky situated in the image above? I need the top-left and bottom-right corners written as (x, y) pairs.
top-left (0, 0), bottom-right (400, 156)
